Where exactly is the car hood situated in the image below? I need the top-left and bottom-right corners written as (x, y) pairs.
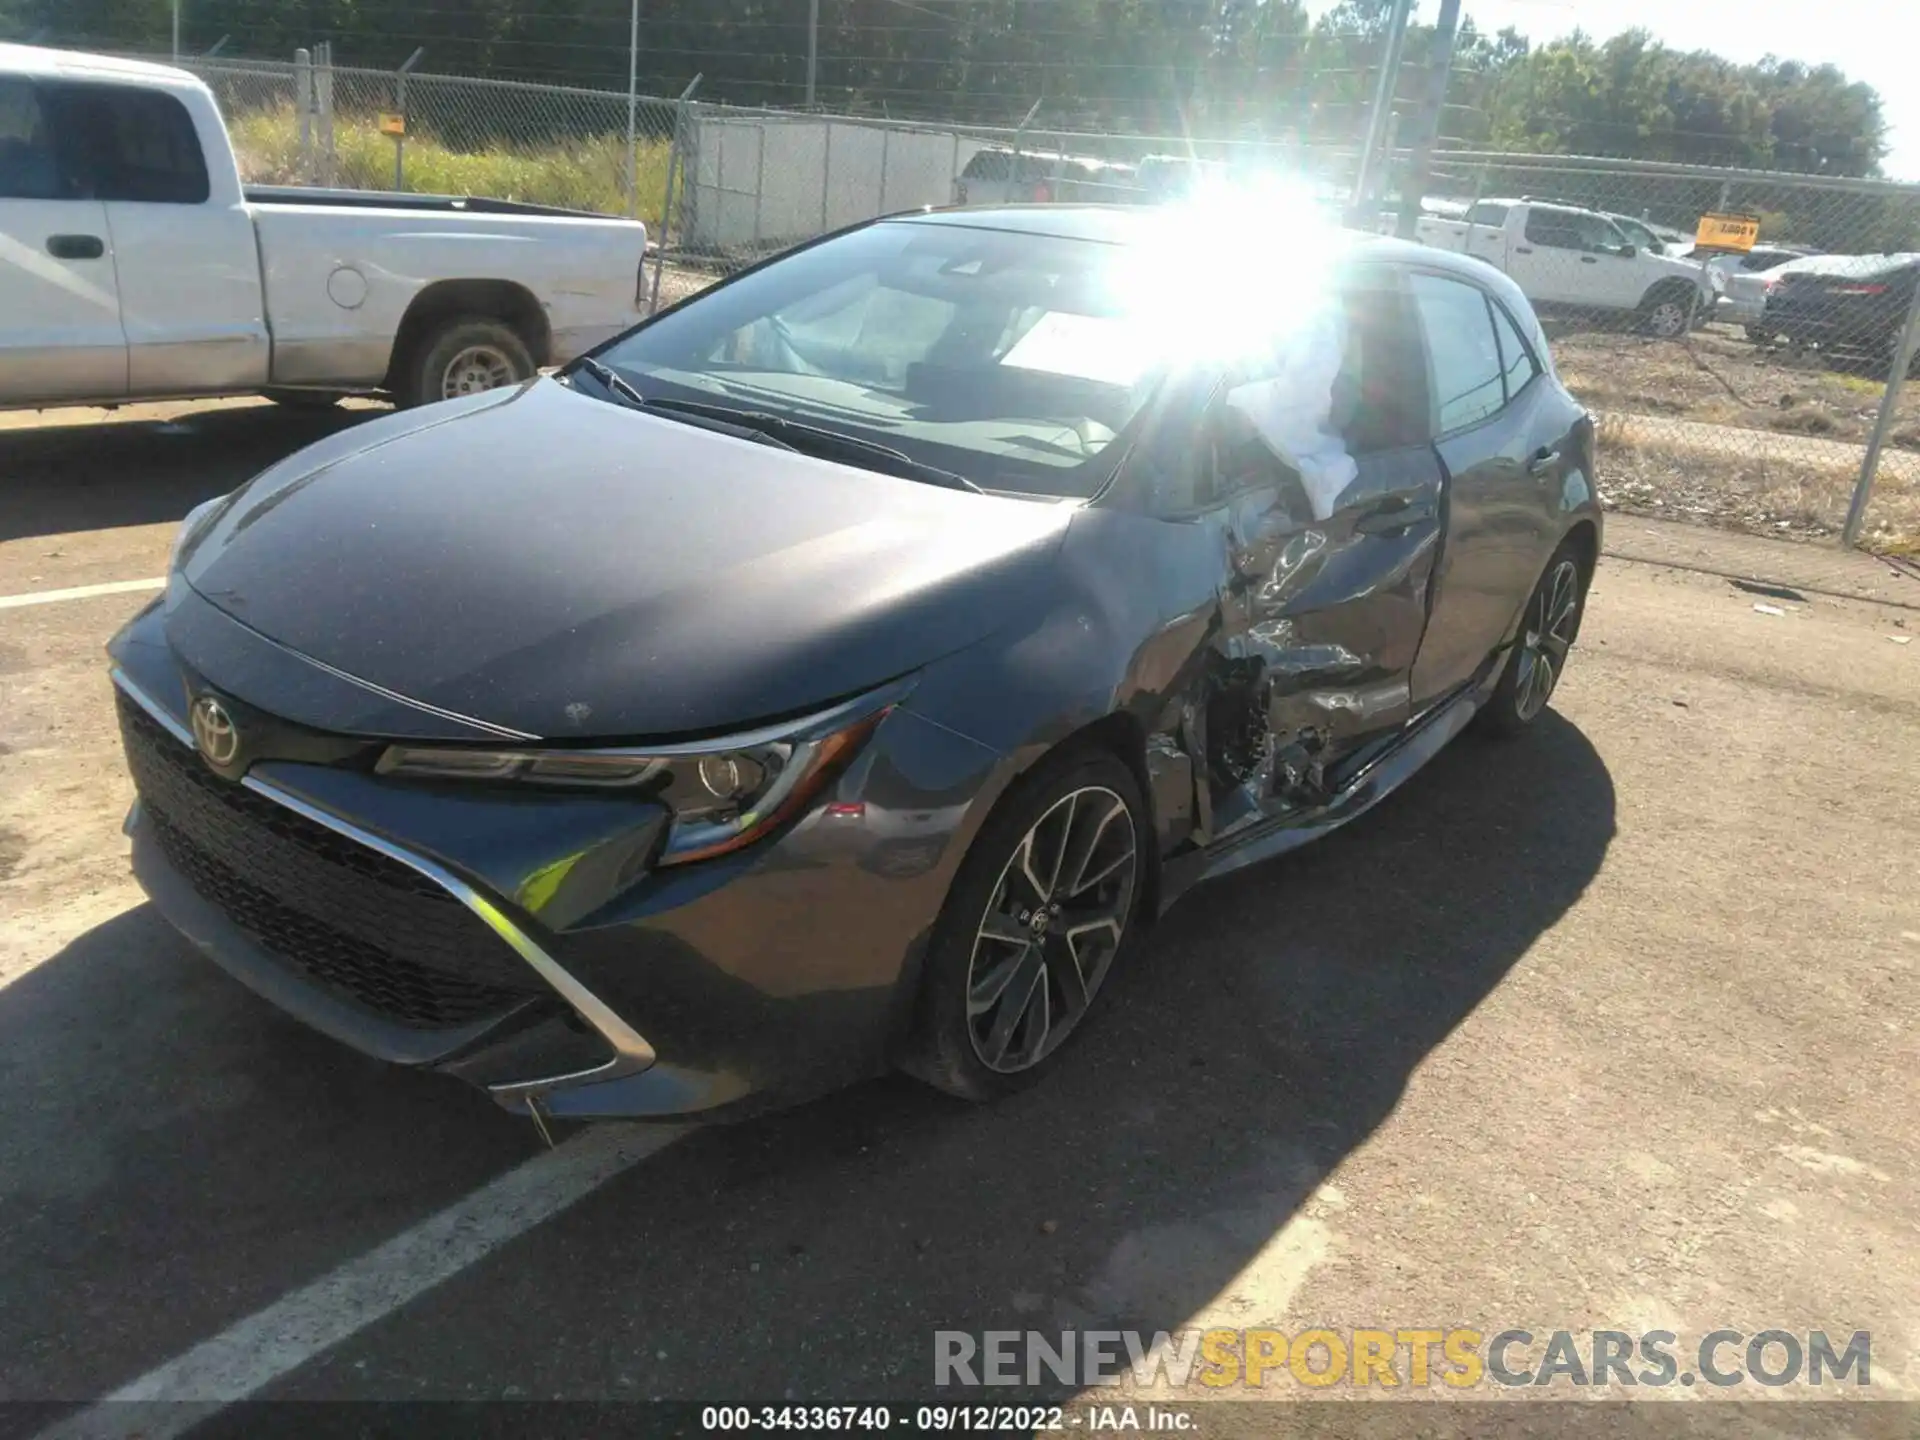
top-left (178, 378), bottom-right (1074, 740)
top-left (1647, 252), bottom-right (1719, 288)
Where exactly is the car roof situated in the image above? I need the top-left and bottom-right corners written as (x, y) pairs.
top-left (906, 203), bottom-right (1452, 264)
top-left (0, 42), bottom-right (207, 93)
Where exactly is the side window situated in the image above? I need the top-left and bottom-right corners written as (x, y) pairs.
top-left (44, 83), bottom-right (209, 204)
top-left (1407, 273), bottom-right (1505, 435)
top-left (1523, 207), bottom-right (1579, 250)
top-left (1175, 276), bottom-right (1426, 512)
top-left (1489, 300), bottom-right (1541, 402)
top-left (1465, 201), bottom-right (1510, 228)
top-left (1574, 213), bottom-right (1628, 253)
top-left (0, 78), bottom-right (60, 200)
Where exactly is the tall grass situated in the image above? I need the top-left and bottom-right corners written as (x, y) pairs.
top-left (226, 105), bottom-right (675, 226)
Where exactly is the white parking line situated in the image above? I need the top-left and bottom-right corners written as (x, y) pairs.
top-left (0, 577), bottom-right (165, 611)
top-left (37, 1121), bottom-right (686, 1438)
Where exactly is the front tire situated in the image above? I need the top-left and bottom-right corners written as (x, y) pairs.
top-left (1642, 288), bottom-right (1696, 339)
top-left (901, 748), bottom-right (1147, 1103)
top-left (1478, 541), bottom-right (1587, 737)
top-left (397, 316), bottom-right (536, 409)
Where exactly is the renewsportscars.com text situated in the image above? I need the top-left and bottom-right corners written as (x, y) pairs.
top-left (934, 1328), bottom-right (1871, 1390)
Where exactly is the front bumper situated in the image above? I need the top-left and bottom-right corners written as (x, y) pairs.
top-left (110, 605), bottom-right (1004, 1119)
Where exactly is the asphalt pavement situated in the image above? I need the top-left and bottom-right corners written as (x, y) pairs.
top-left (1, 398), bottom-right (1916, 1435)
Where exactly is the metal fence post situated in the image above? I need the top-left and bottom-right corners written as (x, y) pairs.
top-left (294, 47), bottom-right (313, 181)
top-left (626, 0), bottom-right (640, 218)
top-left (316, 42), bottom-right (336, 188)
top-left (394, 48), bottom-right (424, 192)
top-left (820, 120), bottom-right (833, 232)
top-left (648, 75), bottom-right (701, 316)
top-left (1843, 278), bottom-right (1920, 547)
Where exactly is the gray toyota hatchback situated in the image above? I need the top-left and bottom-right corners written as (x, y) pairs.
top-left (110, 202), bottom-right (1599, 1123)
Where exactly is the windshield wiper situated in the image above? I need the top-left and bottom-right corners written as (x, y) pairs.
top-left (574, 356), bottom-right (650, 409)
top-left (572, 358), bottom-right (798, 452)
top-left (569, 360), bottom-right (982, 495)
top-left (645, 397), bottom-right (984, 494)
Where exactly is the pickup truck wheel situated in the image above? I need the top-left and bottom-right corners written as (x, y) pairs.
top-left (1641, 290), bottom-right (1695, 339)
top-left (402, 317), bottom-right (536, 408)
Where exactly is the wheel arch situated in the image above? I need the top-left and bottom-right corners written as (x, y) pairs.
top-left (385, 279), bottom-right (553, 389)
top-left (1639, 275), bottom-right (1703, 316)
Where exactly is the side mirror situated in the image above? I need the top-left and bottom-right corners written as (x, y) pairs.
top-left (1615, 243), bottom-right (1638, 258)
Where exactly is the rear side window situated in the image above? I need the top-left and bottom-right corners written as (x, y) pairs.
top-left (0, 78), bottom-right (60, 199)
top-left (1407, 272), bottom-right (1505, 434)
top-left (43, 83), bottom-right (210, 204)
top-left (1488, 300), bottom-right (1540, 401)
top-left (1465, 201), bottom-right (1509, 227)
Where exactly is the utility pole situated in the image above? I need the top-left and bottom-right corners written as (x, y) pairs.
top-left (1348, 0), bottom-right (1414, 223)
top-left (627, 0), bottom-right (640, 218)
top-left (805, 0), bottom-right (819, 108)
top-left (1395, 0), bottom-right (1461, 239)
top-left (171, 0), bottom-right (181, 60)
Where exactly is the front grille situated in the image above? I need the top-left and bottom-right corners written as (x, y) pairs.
top-left (118, 690), bottom-right (543, 1031)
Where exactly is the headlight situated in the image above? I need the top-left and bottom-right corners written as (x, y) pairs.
top-left (169, 494), bottom-right (229, 571)
top-left (374, 706), bottom-right (887, 866)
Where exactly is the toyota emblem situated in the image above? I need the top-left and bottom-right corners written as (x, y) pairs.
top-left (190, 695), bottom-right (242, 771)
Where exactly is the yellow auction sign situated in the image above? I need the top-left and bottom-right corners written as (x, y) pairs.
top-left (378, 112), bottom-right (408, 138)
top-left (1695, 212), bottom-right (1759, 251)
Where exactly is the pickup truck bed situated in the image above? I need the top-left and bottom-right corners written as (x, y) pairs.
top-left (1, 43), bottom-right (650, 412)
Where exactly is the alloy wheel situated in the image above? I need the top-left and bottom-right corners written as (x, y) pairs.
top-left (1513, 558), bottom-right (1581, 722)
top-left (965, 785), bottom-right (1138, 1074)
top-left (441, 344), bottom-right (519, 399)
top-left (1648, 301), bottom-right (1689, 338)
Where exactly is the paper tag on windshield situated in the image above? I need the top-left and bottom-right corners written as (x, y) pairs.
top-left (999, 311), bottom-right (1150, 388)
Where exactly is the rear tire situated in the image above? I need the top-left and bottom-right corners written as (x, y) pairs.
top-left (1478, 540), bottom-right (1588, 738)
top-left (900, 747), bottom-right (1147, 1103)
top-left (396, 316), bottom-right (536, 409)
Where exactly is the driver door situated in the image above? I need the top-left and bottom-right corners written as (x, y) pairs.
top-left (1192, 268), bottom-right (1443, 819)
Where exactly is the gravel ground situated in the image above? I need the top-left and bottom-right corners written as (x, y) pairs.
top-left (1555, 325), bottom-right (1920, 551)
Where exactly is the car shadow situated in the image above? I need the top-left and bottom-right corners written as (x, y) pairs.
top-left (0, 402), bottom-right (380, 544)
top-left (0, 901), bottom-right (535, 1403)
top-left (254, 710), bottom-right (1618, 1405)
top-left (2, 712), bottom-right (1614, 1407)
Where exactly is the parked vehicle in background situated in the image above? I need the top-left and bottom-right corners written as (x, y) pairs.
top-left (1756, 252), bottom-right (1920, 366)
top-left (110, 205), bottom-right (1600, 1118)
top-left (1135, 153), bottom-right (1226, 203)
top-left (1415, 198), bottom-right (1719, 337)
top-left (0, 44), bottom-right (649, 411)
top-left (951, 147), bottom-right (1137, 206)
top-left (1716, 251), bottom-right (1827, 331)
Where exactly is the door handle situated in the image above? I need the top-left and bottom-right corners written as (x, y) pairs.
top-left (1527, 447), bottom-right (1562, 478)
top-left (1580, 255), bottom-right (1599, 264)
top-left (1514, 245), bottom-right (1534, 255)
top-left (47, 234), bottom-right (106, 260)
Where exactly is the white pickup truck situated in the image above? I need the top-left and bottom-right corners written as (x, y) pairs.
top-left (1415, 199), bottom-right (1719, 338)
top-left (0, 44), bottom-right (648, 410)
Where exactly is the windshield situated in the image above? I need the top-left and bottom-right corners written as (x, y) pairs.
top-left (590, 221), bottom-right (1170, 498)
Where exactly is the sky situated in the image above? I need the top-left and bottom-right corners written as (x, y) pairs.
top-left (1309, 0), bottom-right (1919, 181)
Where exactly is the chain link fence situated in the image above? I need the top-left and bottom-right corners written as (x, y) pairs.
top-left (103, 50), bottom-right (1920, 548)
top-left (180, 54), bottom-right (681, 227)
